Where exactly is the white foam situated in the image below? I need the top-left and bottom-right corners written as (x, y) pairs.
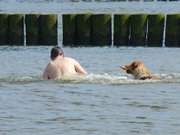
top-left (1, 73), bottom-right (180, 85)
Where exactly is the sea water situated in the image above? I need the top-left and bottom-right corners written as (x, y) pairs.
top-left (0, 46), bottom-right (180, 135)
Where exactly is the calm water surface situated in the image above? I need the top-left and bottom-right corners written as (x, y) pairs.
top-left (0, 46), bottom-right (180, 135)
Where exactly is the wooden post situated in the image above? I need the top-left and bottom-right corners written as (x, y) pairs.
top-left (111, 13), bottom-right (114, 47)
top-left (23, 14), bottom-right (26, 47)
top-left (162, 14), bottom-right (167, 47)
top-left (57, 14), bottom-right (63, 47)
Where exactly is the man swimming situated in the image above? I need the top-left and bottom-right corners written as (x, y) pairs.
top-left (42, 46), bottom-right (87, 80)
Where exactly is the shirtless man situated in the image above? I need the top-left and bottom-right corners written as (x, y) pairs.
top-left (42, 46), bottom-right (87, 80)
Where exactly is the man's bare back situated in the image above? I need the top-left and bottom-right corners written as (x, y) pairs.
top-left (43, 47), bottom-right (87, 80)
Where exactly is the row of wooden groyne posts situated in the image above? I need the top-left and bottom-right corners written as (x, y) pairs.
top-left (0, 14), bottom-right (180, 47)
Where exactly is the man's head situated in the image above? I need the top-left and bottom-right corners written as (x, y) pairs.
top-left (50, 46), bottom-right (64, 60)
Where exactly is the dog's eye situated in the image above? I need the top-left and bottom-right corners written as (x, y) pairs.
top-left (126, 69), bottom-right (131, 73)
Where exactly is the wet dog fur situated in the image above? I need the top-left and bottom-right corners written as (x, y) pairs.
top-left (120, 60), bottom-right (160, 80)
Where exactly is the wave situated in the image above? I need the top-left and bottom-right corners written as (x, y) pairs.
top-left (0, 75), bottom-right (43, 84)
top-left (69, 73), bottom-right (180, 85)
top-left (1, 73), bottom-right (180, 85)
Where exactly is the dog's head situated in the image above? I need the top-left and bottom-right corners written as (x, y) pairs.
top-left (120, 60), bottom-right (151, 79)
top-left (121, 61), bottom-right (142, 73)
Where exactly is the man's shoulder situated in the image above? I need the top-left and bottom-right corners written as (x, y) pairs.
top-left (48, 61), bottom-right (54, 65)
top-left (47, 61), bottom-right (57, 68)
top-left (64, 57), bottom-right (76, 62)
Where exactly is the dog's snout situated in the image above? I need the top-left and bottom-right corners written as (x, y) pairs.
top-left (126, 69), bottom-right (132, 74)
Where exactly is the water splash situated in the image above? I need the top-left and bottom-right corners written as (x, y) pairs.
top-left (1, 73), bottom-right (180, 85)
top-left (0, 75), bottom-right (42, 84)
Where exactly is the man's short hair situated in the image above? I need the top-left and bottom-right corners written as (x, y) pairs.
top-left (50, 46), bottom-right (64, 60)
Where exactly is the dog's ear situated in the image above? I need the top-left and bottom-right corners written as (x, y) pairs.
top-left (131, 62), bottom-right (138, 70)
top-left (120, 65), bottom-right (127, 70)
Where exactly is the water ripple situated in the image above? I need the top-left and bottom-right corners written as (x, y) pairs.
top-left (1, 73), bottom-right (180, 85)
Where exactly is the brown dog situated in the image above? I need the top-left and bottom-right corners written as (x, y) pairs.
top-left (120, 60), bottom-right (160, 80)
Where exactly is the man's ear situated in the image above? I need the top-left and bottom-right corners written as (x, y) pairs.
top-left (131, 62), bottom-right (138, 70)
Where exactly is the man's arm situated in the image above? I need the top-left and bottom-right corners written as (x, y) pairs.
top-left (42, 64), bottom-right (50, 80)
top-left (74, 60), bottom-right (87, 75)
